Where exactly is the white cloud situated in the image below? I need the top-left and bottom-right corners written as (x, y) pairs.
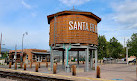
top-left (59, 0), bottom-right (90, 6)
top-left (31, 13), bottom-right (37, 17)
top-left (21, 0), bottom-right (31, 9)
top-left (112, 0), bottom-right (137, 29)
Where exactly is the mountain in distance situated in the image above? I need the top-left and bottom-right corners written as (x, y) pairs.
top-left (1, 48), bottom-right (10, 53)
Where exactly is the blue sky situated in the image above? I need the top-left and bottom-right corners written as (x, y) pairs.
top-left (0, 0), bottom-right (137, 50)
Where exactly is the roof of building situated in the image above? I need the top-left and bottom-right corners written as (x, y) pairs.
top-left (31, 52), bottom-right (50, 55)
top-left (9, 49), bottom-right (47, 53)
top-left (47, 10), bottom-right (101, 24)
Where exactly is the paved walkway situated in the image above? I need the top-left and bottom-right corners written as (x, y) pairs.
top-left (0, 68), bottom-right (114, 81)
top-left (0, 62), bottom-right (136, 81)
top-left (100, 64), bottom-right (136, 81)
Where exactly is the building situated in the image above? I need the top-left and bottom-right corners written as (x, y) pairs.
top-left (9, 49), bottom-right (50, 63)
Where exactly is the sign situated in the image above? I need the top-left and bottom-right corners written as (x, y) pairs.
top-left (69, 21), bottom-right (98, 33)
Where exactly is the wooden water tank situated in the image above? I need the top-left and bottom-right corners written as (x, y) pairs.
top-left (47, 10), bottom-right (101, 46)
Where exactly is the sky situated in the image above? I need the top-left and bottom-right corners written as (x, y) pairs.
top-left (0, 0), bottom-right (137, 50)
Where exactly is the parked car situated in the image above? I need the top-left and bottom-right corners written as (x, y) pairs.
top-left (129, 59), bottom-right (136, 64)
top-left (103, 57), bottom-right (113, 62)
top-left (121, 58), bottom-right (126, 61)
top-left (103, 57), bottom-right (107, 61)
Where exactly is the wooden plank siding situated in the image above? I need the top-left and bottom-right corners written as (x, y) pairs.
top-left (48, 11), bottom-right (101, 46)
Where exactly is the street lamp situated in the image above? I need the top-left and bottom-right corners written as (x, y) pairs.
top-left (21, 32), bottom-right (28, 62)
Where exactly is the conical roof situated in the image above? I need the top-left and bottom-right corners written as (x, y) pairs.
top-left (47, 10), bottom-right (101, 24)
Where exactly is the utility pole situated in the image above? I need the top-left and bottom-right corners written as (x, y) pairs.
top-left (0, 33), bottom-right (4, 57)
top-left (126, 47), bottom-right (129, 65)
top-left (14, 44), bottom-right (17, 62)
top-left (21, 32), bottom-right (28, 62)
top-left (73, 6), bottom-right (74, 10)
top-left (0, 33), bottom-right (5, 57)
top-left (0, 33), bottom-right (2, 57)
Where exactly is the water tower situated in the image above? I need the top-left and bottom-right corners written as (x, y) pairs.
top-left (47, 10), bottom-right (101, 72)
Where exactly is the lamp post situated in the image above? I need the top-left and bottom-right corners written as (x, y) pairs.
top-left (0, 33), bottom-right (5, 57)
top-left (21, 32), bottom-right (28, 62)
top-left (14, 44), bottom-right (17, 62)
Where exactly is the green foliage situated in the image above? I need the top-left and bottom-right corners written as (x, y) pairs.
top-left (98, 35), bottom-right (108, 59)
top-left (108, 37), bottom-right (123, 58)
top-left (3, 52), bottom-right (8, 58)
top-left (98, 36), bottom-right (124, 59)
top-left (127, 33), bottom-right (137, 57)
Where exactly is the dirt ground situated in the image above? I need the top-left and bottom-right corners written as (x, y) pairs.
top-left (0, 62), bottom-right (136, 81)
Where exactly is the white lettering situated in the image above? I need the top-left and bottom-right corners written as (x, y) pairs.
top-left (86, 23), bottom-right (88, 31)
top-left (69, 21), bottom-right (73, 30)
top-left (78, 22), bottom-right (82, 30)
top-left (90, 23), bottom-right (94, 32)
top-left (95, 25), bottom-right (97, 33)
top-left (83, 22), bottom-right (86, 30)
top-left (93, 24), bottom-right (95, 32)
top-left (74, 21), bottom-right (77, 30)
top-left (68, 21), bottom-right (97, 34)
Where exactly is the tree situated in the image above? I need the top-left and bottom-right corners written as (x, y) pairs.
top-left (127, 33), bottom-right (137, 57)
top-left (108, 37), bottom-right (123, 58)
top-left (3, 52), bottom-right (8, 58)
top-left (98, 35), bottom-right (108, 59)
